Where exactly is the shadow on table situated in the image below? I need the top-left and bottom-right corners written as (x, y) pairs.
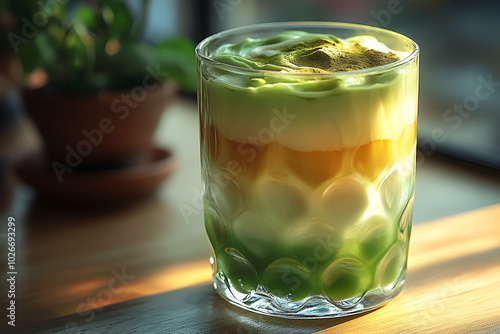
top-left (24, 283), bottom-right (373, 334)
top-left (7, 195), bottom-right (185, 328)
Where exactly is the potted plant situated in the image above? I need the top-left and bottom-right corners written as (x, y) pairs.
top-left (6, 0), bottom-right (196, 202)
top-left (9, 0), bottom-right (195, 164)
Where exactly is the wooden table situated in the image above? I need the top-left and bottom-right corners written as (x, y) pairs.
top-left (5, 204), bottom-right (499, 334)
top-left (1, 100), bottom-right (500, 333)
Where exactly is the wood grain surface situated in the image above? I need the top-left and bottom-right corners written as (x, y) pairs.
top-left (12, 204), bottom-right (500, 334)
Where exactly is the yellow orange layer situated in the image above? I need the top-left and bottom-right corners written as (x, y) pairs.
top-left (205, 121), bottom-right (416, 186)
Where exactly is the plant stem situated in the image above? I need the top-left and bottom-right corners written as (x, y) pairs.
top-left (90, 0), bottom-right (109, 33)
top-left (131, 0), bottom-right (150, 41)
top-left (55, 25), bottom-right (71, 88)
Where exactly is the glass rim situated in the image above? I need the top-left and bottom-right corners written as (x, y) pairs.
top-left (195, 21), bottom-right (420, 77)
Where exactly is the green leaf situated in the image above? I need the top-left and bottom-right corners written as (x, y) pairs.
top-left (155, 37), bottom-right (197, 92)
top-left (155, 36), bottom-right (196, 57)
top-left (105, 43), bottom-right (158, 89)
top-left (17, 35), bottom-right (43, 73)
top-left (51, 0), bottom-right (68, 22)
top-left (34, 31), bottom-right (58, 72)
top-left (71, 3), bottom-right (98, 31)
top-left (98, 0), bottom-right (134, 42)
top-left (64, 25), bottom-right (94, 90)
top-left (46, 24), bottom-right (66, 44)
top-left (8, 0), bottom-right (68, 77)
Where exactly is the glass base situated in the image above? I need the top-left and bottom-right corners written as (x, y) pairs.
top-left (212, 271), bottom-right (406, 319)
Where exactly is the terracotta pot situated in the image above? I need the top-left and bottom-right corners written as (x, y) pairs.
top-left (22, 83), bottom-right (177, 169)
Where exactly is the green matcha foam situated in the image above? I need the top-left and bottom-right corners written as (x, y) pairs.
top-left (211, 31), bottom-right (403, 73)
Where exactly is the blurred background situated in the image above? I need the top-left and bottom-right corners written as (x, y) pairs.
top-left (0, 0), bottom-right (499, 329)
top-left (2, 0), bottom-right (498, 218)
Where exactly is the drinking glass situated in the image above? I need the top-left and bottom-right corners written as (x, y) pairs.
top-left (196, 22), bottom-right (419, 318)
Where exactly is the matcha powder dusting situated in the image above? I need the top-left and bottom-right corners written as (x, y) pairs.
top-left (280, 38), bottom-right (401, 72)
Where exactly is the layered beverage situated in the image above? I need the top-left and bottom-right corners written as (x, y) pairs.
top-left (196, 23), bottom-right (419, 318)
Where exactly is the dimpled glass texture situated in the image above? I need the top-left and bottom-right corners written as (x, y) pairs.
top-left (196, 22), bottom-right (419, 318)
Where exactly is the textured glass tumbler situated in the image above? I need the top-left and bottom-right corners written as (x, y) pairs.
top-left (196, 22), bottom-right (419, 318)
